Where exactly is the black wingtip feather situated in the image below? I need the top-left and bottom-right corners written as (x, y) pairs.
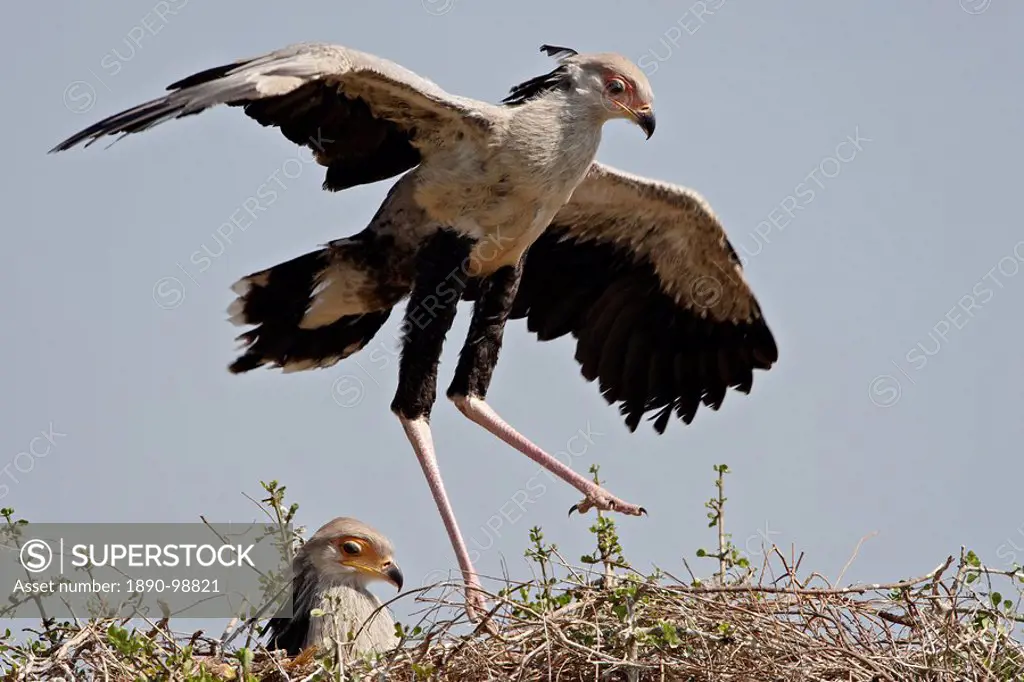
top-left (49, 94), bottom-right (185, 153)
top-left (623, 403), bottom-right (644, 432)
top-left (166, 60), bottom-right (245, 91)
top-left (652, 406), bottom-right (673, 434)
top-left (228, 352), bottom-right (266, 374)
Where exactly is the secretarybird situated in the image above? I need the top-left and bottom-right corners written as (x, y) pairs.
top-left (50, 42), bottom-right (779, 619)
top-left (264, 517), bottom-right (403, 660)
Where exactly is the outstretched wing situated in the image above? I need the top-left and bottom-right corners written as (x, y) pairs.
top-left (509, 161), bottom-right (778, 433)
top-left (49, 42), bottom-right (495, 191)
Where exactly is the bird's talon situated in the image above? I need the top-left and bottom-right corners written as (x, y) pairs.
top-left (569, 499), bottom-right (594, 516)
top-left (569, 493), bottom-right (645, 517)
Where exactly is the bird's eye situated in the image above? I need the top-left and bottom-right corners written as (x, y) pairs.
top-left (606, 78), bottom-right (626, 95)
top-left (341, 541), bottom-right (361, 555)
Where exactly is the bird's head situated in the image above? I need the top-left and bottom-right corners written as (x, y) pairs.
top-left (303, 517), bottom-right (404, 592)
top-left (543, 45), bottom-right (656, 139)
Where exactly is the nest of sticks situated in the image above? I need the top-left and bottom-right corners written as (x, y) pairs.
top-left (5, 547), bottom-right (1022, 682)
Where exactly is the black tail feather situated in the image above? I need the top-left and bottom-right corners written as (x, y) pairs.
top-left (229, 310), bottom-right (393, 374)
top-left (227, 241), bottom-right (405, 374)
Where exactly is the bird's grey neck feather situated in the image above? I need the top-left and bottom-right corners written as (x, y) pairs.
top-left (294, 562), bottom-right (397, 659)
top-left (506, 90), bottom-right (604, 181)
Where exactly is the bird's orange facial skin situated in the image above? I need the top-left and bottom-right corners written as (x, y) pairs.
top-left (334, 536), bottom-right (403, 589)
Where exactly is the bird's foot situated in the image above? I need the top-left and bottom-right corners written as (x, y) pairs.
top-left (464, 583), bottom-right (498, 634)
top-left (569, 488), bottom-right (647, 517)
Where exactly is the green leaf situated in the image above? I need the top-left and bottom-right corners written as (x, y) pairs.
top-left (235, 647), bottom-right (254, 670)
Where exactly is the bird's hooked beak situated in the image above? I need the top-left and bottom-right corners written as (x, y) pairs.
top-left (346, 555), bottom-right (404, 590)
top-left (373, 559), bottom-right (404, 591)
top-left (612, 100), bottom-right (656, 139)
top-left (384, 562), bottom-right (404, 591)
top-left (633, 105), bottom-right (656, 140)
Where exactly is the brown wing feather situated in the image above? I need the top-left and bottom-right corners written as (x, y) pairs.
top-left (503, 162), bottom-right (778, 433)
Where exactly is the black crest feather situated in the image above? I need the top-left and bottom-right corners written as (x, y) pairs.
top-left (502, 65), bottom-right (572, 107)
top-left (539, 44), bottom-right (578, 60)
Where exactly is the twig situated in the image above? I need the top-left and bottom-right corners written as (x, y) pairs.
top-left (669, 556), bottom-right (954, 596)
top-left (835, 531), bottom-right (878, 585)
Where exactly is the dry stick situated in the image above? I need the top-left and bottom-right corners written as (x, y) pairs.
top-left (666, 556), bottom-right (954, 597)
top-left (332, 605), bottom-right (346, 682)
top-left (99, 653), bottom-right (110, 682)
top-left (199, 514), bottom-right (272, 584)
top-left (770, 545), bottom-right (795, 588)
top-left (835, 531), bottom-right (879, 586)
top-left (970, 563), bottom-right (1024, 579)
top-left (52, 626), bottom-right (92, 661)
top-left (677, 558), bottom-right (698, 586)
top-left (297, 666), bottom-right (327, 682)
top-left (716, 468), bottom-right (726, 583)
top-left (549, 548), bottom-right (586, 585)
top-left (221, 579), bottom-right (293, 649)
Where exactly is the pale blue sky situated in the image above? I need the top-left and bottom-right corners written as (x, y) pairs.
top-left (3, 0), bottom-right (1023, 628)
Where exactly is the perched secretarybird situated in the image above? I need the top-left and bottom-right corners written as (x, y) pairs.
top-left (264, 517), bottom-right (403, 659)
top-left (50, 42), bottom-right (779, 618)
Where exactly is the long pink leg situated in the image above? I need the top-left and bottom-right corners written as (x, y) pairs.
top-left (388, 229), bottom-right (493, 623)
top-left (450, 395), bottom-right (646, 517)
top-left (446, 262), bottom-right (645, 518)
top-left (399, 416), bottom-right (490, 622)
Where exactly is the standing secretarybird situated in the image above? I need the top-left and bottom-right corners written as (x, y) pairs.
top-left (50, 42), bottom-right (779, 619)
